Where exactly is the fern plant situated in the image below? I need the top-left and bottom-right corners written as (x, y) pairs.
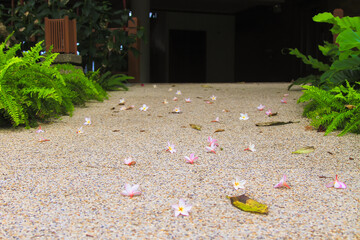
top-left (87, 69), bottom-right (132, 91)
top-left (0, 34), bottom-right (107, 128)
top-left (298, 81), bottom-right (360, 136)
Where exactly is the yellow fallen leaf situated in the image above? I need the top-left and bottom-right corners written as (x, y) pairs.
top-left (227, 195), bottom-right (268, 214)
top-left (189, 124), bottom-right (201, 131)
top-left (292, 146), bottom-right (315, 154)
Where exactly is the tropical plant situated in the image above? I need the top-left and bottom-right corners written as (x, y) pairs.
top-left (298, 81), bottom-right (360, 136)
top-left (0, 35), bottom-right (106, 128)
top-left (87, 69), bottom-right (132, 91)
top-left (4, 0), bottom-right (143, 74)
top-left (287, 12), bottom-right (360, 90)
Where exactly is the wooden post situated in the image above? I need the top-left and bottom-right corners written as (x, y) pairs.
top-left (127, 17), bottom-right (140, 82)
top-left (333, 9), bottom-right (344, 44)
top-left (64, 16), bottom-right (70, 53)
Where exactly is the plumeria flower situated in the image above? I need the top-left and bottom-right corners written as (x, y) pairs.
top-left (120, 106), bottom-right (127, 111)
top-left (185, 98), bottom-right (191, 103)
top-left (274, 174), bottom-right (291, 189)
top-left (233, 178), bottom-right (246, 190)
top-left (176, 90), bottom-right (182, 95)
top-left (163, 99), bottom-right (169, 104)
top-left (173, 107), bottom-right (181, 113)
top-left (119, 98), bottom-right (125, 105)
top-left (124, 157), bottom-right (136, 166)
top-left (211, 117), bottom-right (219, 122)
top-left (126, 105), bottom-right (135, 110)
top-left (284, 93), bottom-right (289, 97)
top-left (76, 127), bottom-right (84, 134)
top-left (281, 98), bottom-right (287, 104)
top-left (205, 143), bottom-right (217, 154)
top-left (257, 104), bottom-right (265, 111)
top-left (207, 136), bottom-right (219, 146)
top-left (326, 175), bottom-right (347, 189)
top-left (205, 101), bottom-right (213, 104)
top-left (210, 95), bottom-right (217, 101)
top-left (36, 126), bottom-right (44, 133)
top-left (239, 113), bottom-right (249, 120)
top-left (265, 109), bottom-right (272, 116)
top-left (172, 199), bottom-right (192, 217)
top-left (244, 143), bottom-right (256, 152)
top-left (84, 117), bottom-right (91, 125)
top-left (173, 97), bottom-right (178, 101)
top-left (168, 88), bottom-right (173, 92)
top-left (166, 142), bottom-right (176, 153)
top-left (121, 183), bottom-right (141, 198)
top-left (185, 153), bottom-right (198, 164)
top-left (38, 137), bottom-right (50, 143)
top-left (139, 104), bottom-right (149, 111)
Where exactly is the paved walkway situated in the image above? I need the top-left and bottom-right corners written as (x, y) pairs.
top-left (0, 83), bottom-right (359, 239)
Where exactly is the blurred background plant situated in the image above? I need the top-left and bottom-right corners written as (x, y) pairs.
top-left (1, 0), bottom-right (143, 77)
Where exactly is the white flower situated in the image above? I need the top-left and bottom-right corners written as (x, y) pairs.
top-left (173, 107), bottom-right (181, 113)
top-left (185, 98), bottom-right (191, 103)
top-left (163, 99), bottom-right (168, 104)
top-left (76, 126), bottom-right (84, 134)
top-left (176, 90), bottom-right (182, 95)
top-left (172, 199), bottom-right (192, 217)
top-left (139, 104), bottom-right (149, 111)
top-left (233, 178), bottom-right (246, 190)
top-left (210, 95), bottom-right (217, 101)
top-left (84, 117), bottom-right (91, 125)
top-left (239, 113), bottom-right (249, 120)
top-left (119, 98), bottom-right (125, 105)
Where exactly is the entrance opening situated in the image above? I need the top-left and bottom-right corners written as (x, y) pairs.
top-left (169, 30), bottom-right (206, 83)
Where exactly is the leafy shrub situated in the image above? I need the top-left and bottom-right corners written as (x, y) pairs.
top-left (298, 81), bottom-right (360, 136)
top-left (0, 35), bottom-right (106, 128)
top-left (87, 69), bottom-right (132, 91)
top-left (287, 12), bottom-right (360, 90)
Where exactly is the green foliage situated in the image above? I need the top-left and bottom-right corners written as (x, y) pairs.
top-left (0, 36), bottom-right (106, 128)
top-left (298, 81), bottom-right (360, 136)
top-left (287, 12), bottom-right (360, 90)
top-left (4, 0), bottom-right (144, 74)
top-left (87, 69), bottom-right (132, 91)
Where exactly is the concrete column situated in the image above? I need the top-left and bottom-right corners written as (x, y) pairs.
top-left (131, 0), bottom-right (150, 83)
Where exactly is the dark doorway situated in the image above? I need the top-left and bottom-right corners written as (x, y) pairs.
top-left (169, 30), bottom-right (206, 83)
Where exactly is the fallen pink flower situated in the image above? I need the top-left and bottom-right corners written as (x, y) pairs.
top-left (207, 136), bottom-right (219, 146)
top-left (284, 93), bottom-right (289, 97)
top-left (166, 142), bottom-right (176, 153)
top-left (163, 99), bottom-right (169, 104)
top-left (124, 157), bottom-right (136, 166)
top-left (173, 97), bottom-right (178, 101)
top-left (274, 174), bottom-right (291, 189)
top-left (185, 153), bottom-right (198, 164)
top-left (326, 175), bottom-right (347, 189)
top-left (121, 183), bottom-right (141, 198)
top-left (265, 109), bottom-right (272, 116)
top-left (185, 98), bottom-right (191, 103)
top-left (281, 98), bottom-right (287, 104)
top-left (38, 137), bottom-right (50, 143)
top-left (36, 125), bottom-right (44, 133)
top-left (211, 117), bottom-right (219, 122)
top-left (205, 143), bottom-right (217, 154)
top-left (172, 199), bottom-right (192, 217)
top-left (244, 143), bottom-right (256, 152)
top-left (257, 104), bottom-right (265, 111)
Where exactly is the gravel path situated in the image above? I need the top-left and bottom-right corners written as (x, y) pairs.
top-left (0, 83), bottom-right (359, 239)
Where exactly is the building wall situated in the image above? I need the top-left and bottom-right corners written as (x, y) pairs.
top-left (150, 12), bottom-right (235, 83)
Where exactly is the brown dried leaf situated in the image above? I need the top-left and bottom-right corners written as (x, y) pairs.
top-left (112, 130), bottom-right (120, 132)
top-left (304, 125), bottom-right (313, 131)
top-left (214, 129), bottom-right (225, 133)
top-left (345, 105), bottom-right (356, 109)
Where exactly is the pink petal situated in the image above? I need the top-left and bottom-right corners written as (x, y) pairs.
top-left (326, 182), bottom-right (335, 188)
top-left (334, 181), bottom-right (347, 189)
